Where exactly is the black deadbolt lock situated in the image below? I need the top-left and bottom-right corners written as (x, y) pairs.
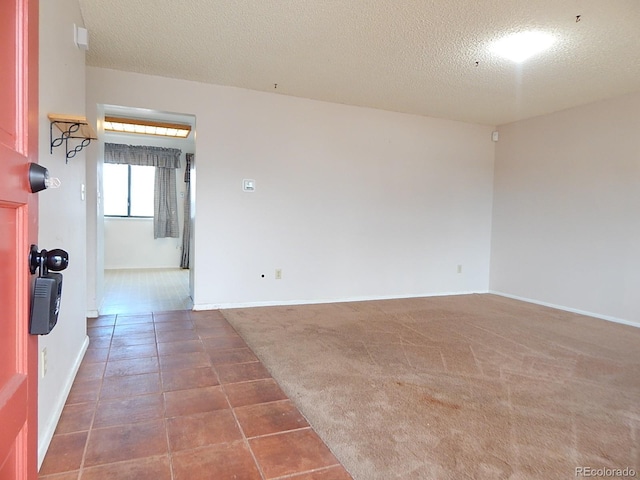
top-left (28, 163), bottom-right (50, 193)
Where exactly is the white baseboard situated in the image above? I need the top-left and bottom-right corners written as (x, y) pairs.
top-left (195, 290), bottom-right (639, 329)
top-left (489, 290), bottom-right (640, 329)
top-left (193, 290), bottom-right (484, 311)
top-left (86, 309), bottom-right (99, 318)
top-left (38, 335), bottom-right (90, 470)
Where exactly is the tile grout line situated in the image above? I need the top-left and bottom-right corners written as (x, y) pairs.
top-left (241, 425), bottom-right (313, 442)
top-left (211, 313), bottom-right (344, 480)
top-left (76, 316), bottom-right (114, 479)
top-left (218, 311), bottom-right (353, 480)
top-left (227, 394), bottom-right (268, 480)
top-left (155, 311), bottom-right (177, 480)
top-left (202, 317), bottom-right (268, 480)
top-left (270, 464), bottom-right (344, 480)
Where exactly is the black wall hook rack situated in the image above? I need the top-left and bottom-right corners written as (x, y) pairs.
top-left (48, 114), bottom-right (97, 163)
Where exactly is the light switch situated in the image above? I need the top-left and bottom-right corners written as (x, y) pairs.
top-left (242, 179), bottom-right (256, 192)
top-left (74, 24), bottom-right (89, 50)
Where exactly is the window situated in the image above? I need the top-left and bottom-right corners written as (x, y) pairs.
top-left (103, 163), bottom-right (155, 217)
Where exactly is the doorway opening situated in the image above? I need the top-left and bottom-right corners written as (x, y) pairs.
top-left (97, 104), bottom-right (196, 315)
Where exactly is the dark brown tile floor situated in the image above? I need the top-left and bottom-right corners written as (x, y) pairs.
top-left (39, 310), bottom-right (353, 480)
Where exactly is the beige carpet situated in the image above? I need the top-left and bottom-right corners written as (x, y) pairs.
top-left (222, 294), bottom-right (640, 479)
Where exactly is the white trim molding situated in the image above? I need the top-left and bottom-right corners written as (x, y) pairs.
top-left (489, 291), bottom-right (639, 329)
top-left (194, 291), bottom-right (486, 311)
top-left (38, 335), bottom-right (90, 469)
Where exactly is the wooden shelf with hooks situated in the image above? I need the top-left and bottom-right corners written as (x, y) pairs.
top-left (48, 114), bottom-right (97, 162)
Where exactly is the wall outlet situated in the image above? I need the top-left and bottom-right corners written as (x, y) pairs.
top-left (275, 269), bottom-right (282, 280)
top-left (457, 265), bottom-right (463, 274)
top-left (41, 347), bottom-right (48, 378)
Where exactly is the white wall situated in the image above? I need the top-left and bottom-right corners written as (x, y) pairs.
top-left (103, 133), bottom-right (191, 269)
top-left (490, 91), bottom-right (640, 325)
top-left (86, 68), bottom-right (496, 310)
top-left (104, 218), bottom-right (182, 268)
top-left (38, 0), bottom-right (89, 467)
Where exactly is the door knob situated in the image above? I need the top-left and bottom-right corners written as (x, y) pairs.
top-left (29, 245), bottom-right (69, 275)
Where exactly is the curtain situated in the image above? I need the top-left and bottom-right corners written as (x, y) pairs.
top-left (154, 167), bottom-right (179, 238)
top-left (104, 143), bottom-right (181, 238)
top-left (180, 153), bottom-right (193, 268)
top-left (104, 143), bottom-right (181, 168)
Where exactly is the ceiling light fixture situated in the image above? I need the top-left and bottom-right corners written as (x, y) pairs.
top-left (490, 30), bottom-right (556, 63)
top-left (103, 116), bottom-right (191, 138)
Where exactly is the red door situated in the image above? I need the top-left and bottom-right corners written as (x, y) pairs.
top-left (0, 0), bottom-right (39, 479)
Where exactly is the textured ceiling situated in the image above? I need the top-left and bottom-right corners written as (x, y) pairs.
top-left (79, 0), bottom-right (640, 126)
